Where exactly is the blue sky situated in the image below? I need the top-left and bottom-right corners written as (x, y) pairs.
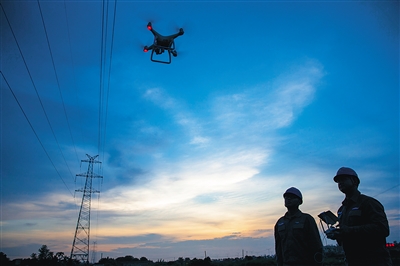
top-left (1, 0), bottom-right (399, 262)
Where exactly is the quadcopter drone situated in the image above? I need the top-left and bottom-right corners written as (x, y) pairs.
top-left (143, 22), bottom-right (184, 64)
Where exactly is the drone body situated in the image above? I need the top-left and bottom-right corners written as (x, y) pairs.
top-left (143, 22), bottom-right (184, 64)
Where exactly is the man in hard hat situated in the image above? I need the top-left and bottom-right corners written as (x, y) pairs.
top-left (327, 167), bottom-right (392, 265)
top-left (274, 187), bottom-right (323, 266)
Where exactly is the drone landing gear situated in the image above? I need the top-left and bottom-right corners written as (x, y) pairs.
top-left (150, 45), bottom-right (177, 64)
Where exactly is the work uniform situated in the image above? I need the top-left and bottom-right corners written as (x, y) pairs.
top-left (337, 191), bottom-right (392, 266)
top-left (274, 209), bottom-right (323, 266)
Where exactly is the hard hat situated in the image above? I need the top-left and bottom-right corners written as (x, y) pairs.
top-left (283, 187), bottom-right (303, 204)
top-left (333, 167), bottom-right (360, 185)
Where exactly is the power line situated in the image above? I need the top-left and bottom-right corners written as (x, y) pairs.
top-left (1, 71), bottom-right (74, 197)
top-left (98, 0), bottom-right (107, 157)
top-left (102, 0), bottom-right (118, 163)
top-left (373, 183), bottom-right (400, 198)
top-left (37, 0), bottom-right (80, 164)
top-left (63, 0), bottom-right (85, 151)
top-left (98, 0), bottom-right (117, 163)
top-left (1, 2), bottom-right (75, 186)
top-left (90, 1), bottom-right (118, 249)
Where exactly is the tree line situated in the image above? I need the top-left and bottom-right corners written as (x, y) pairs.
top-left (1, 243), bottom-right (399, 266)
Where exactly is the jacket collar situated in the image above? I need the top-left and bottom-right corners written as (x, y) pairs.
top-left (343, 190), bottom-right (361, 205)
top-left (284, 209), bottom-right (302, 219)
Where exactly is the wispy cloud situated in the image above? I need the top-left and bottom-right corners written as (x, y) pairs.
top-left (1, 60), bottom-right (329, 257)
top-left (94, 60), bottom-right (326, 241)
top-left (212, 60), bottom-right (324, 135)
top-left (143, 88), bottom-right (209, 146)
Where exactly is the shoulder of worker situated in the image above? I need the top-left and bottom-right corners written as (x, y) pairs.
top-left (300, 212), bottom-right (318, 223)
top-left (275, 215), bottom-right (286, 225)
top-left (358, 193), bottom-right (385, 208)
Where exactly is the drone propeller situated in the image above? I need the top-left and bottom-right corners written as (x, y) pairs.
top-left (169, 20), bottom-right (193, 34)
top-left (133, 36), bottom-right (151, 54)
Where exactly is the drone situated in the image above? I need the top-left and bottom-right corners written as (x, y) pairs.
top-left (143, 22), bottom-right (184, 64)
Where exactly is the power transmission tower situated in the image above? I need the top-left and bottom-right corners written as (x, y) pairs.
top-left (70, 154), bottom-right (103, 264)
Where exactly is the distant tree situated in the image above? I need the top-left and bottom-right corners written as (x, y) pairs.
top-left (0, 252), bottom-right (11, 266)
top-left (124, 255), bottom-right (135, 261)
top-left (140, 256), bottom-right (149, 262)
top-left (28, 252), bottom-right (39, 266)
top-left (38, 244), bottom-right (54, 261)
top-left (28, 245), bottom-right (76, 266)
top-left (99, 256), bottom-right (117, 266)
top-left (116, 255), bottom-right (140, 263)
top-left (189, 258), bottom-right (199, 266)
top-left (322, 245), bottom-right (346, 266)
top-left (188, 257), bottom-right (211, 266)
top-left (54, 252), bottom-right (75, 266)
top-left (116, 256), bottom-right (125, 262)
top-left (54, 252), bottom-right (65, 260)
top-left (177, 257), bottom-right (185, 266)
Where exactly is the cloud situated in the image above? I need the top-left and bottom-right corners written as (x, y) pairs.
top-left (95, 59), bottom-right (325, 238)
top-left (212, 60), bottom-right (324, 135)
top-left (143, 87), bottom-right (210, 147)
top-left (24, 223), bottom-right (37, 227)
top-left (1, 60), bottom-right (328, 260)
top-left (2, 193), bottom-right (77, 221)
top-left (190, 136), bottom-right (210, 145)
top-left (143, 88), bottom-right (178, 110)
top-left (102, 146), bottom-right (268, 211)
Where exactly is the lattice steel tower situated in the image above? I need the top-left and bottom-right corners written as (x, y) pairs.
top-left (70, 154), bottom-right (102, 264)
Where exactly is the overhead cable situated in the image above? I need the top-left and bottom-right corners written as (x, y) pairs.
top-left (1, 2), bottom-right (76, 187)
top-left (102, 0), bottom-right (117, 163)
top-left (1, 71), bottom-right (74, 197)
top-left (37, 0), bottom-right (80, 164)
top-left (98, 0), bottom-right (107, 157)
top-left (63, 0), bottom-right (85, 153)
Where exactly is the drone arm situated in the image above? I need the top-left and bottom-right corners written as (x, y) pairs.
top-left (165, 30), bottom-right (184, 40)
top-left (149, 28), bottom-right (162, 39)
top-left (143, 44), bottom-right (154, 52)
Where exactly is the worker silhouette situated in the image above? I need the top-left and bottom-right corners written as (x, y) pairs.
top-left (327, 167), bottom-right (392, 266)
top-left (274, 187), bottom-right (323, 266)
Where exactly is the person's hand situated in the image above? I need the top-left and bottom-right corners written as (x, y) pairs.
top-left (325, 227), bottom-right (340, 240)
